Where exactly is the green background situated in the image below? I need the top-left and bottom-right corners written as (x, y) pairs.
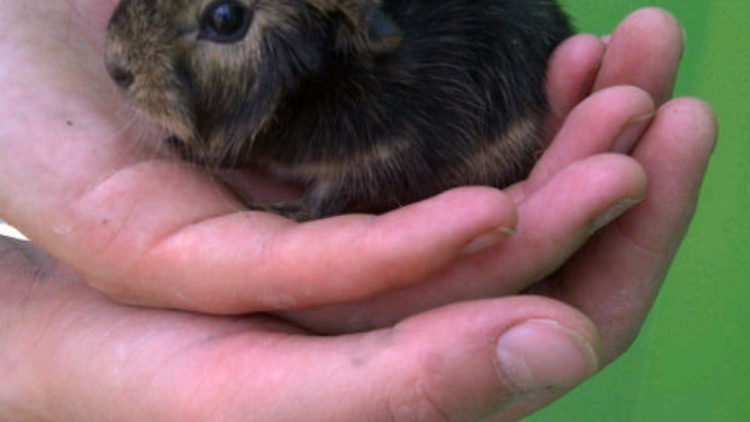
top-left (527, 1), bottom-right (749, 421)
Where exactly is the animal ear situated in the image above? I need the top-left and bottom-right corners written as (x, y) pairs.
top-left (309, 0), bottom-right (403, 54)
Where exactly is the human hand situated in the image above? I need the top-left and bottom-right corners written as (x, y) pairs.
top-left (0, 2), bottom-right (716, 344)
top-left (0, 1), bottom-right (659, 322)
top-left (1, 236), bottom-right (602, 421)
top-left (0, 4), bottom-right (717, 421)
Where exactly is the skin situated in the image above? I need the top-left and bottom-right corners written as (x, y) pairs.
top-left (0, 2), bottom-right (716, 421)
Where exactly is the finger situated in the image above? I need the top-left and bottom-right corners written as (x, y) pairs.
top-left (49, 298), bottom-right (602, 421)
top-left (593, 8), bottom-right (684, 106)
top-left (548, 98), bottom-right (717, 362)
top-left (520, 85), bottom-right (655, 196)
top-left (283, 153), bottom-right (646, 333)
top-left (2, 240), bottom-right (599, 422)
top-left (544, 34), bottom-right (607, 138)
top-left (313, 297), bottom-right (600, 422)
top-left (69, 177), bottom-right (518, 313)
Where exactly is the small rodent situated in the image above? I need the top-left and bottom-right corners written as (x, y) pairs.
top-left (105, 0), bottom-right (572, 220)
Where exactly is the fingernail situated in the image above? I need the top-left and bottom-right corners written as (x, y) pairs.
top-left (462, 226), bottom-right (517, 255)
top-left (495, 319), bottom-right (598, 392)
top-left (612, 113), bottom-right (655, 153)
top-left (679, 24), bottom-right (687, 61)
top-left (589, 197), bottom-right (643, 235)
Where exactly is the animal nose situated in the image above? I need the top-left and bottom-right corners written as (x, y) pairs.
top-left (107, 64), bottom-right (135, 90)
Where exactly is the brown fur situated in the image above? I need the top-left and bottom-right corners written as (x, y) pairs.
top-left (105, 0), bottom-right (573, 220)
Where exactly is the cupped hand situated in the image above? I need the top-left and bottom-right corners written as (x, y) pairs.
top-left (0, 4), bottom-right (718, 421)
top-left (0, 3), bottom-right (717, 365)
top-left (0, 1), bottom-right (651, 318)
top-left (0, 236), bottom-right (600, 422)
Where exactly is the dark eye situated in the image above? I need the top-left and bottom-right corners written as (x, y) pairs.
top-left (200, 1), bottom-right (253, 43)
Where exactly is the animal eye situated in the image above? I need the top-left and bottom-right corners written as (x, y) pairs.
top-left (200, 1), bottom-right (252, 43)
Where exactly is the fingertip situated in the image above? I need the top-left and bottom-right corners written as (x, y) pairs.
top-left (495, 319), bottom-right (599, 392)
top-left (594, 8), bottom-right (684, 105)
top-left (624, 7), bottom-right (684, 60)
top-left (598, 85), bottom-right (656, 110)
top-left (550, 153), bottom-right (648, 236)
top-left (659, 97), bottom-right (718, 152)
top-left (626, 7), bottom-right (683, 40)
top-left (548, 33), bottom-right (607, 75)
top-left (546, 34), bottom-right (607, 118)
top-left (582, 153), bottom-right (648, 199)
top-left (612, 7), bottom-right (683, 55)
top-left (376, 186), bottom-right (518, 240)
top-left (371, 186), bottom-right (519, 263)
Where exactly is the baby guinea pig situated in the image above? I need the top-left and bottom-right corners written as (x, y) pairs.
top-left (105, 0), bottom-right (572, 220)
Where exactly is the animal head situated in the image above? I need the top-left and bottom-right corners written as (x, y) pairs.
top-left (104, 0), bottom-right (401, 164)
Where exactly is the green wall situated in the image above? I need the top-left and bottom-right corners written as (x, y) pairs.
top-left (527, 1), bottom-right (750, 421)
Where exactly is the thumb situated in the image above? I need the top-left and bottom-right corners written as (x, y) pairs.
top-left (271, 296), bottom-right (600, 421)
top-left (0, 238), bottom-right (599, 422)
